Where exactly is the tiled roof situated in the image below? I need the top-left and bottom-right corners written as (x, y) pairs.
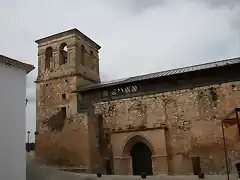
top-left (78, 57), bottom-right (240, 92)
top-left (0, 54), bottom-right (35, 74)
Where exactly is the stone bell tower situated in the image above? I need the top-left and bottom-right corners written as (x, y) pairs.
top-left (35, 28), bottom-right (101, 169)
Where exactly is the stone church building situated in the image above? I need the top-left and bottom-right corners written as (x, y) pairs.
top-left (35, 28), bottom-right (240, 175)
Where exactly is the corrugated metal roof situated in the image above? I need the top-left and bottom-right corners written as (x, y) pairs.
top-left (78, 57), bottom-right (240, 92)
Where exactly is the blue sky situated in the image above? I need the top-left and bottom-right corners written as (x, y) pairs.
top-left (0, 0), bottom-right (239, 142)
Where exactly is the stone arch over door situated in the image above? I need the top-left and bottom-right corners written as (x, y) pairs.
top-left (122, 134), bottom-right (156, 156)
top-left (122, 134), bottom-right (156, 175)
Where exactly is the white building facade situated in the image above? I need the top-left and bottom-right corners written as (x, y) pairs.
top-left (0, 54), bottom-right (34, 180)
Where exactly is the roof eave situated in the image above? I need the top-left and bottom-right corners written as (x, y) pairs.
top-left (0, 54), bottom-right (35, 74)
top-left (72, 56), bottom-right (240, 93)
top-left (35, 28), bottom-right (101, 50)
top-left (25, 65), bottom-right (35, 74)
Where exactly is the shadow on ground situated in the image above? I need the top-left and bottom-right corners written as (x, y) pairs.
top-left (27, 155), bottom-right (92, 180)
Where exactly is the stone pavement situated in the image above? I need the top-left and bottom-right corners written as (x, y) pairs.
top-left (27, 155), bottom-right (239, 180)
top-left (27, 165), bottom-right (239, 180)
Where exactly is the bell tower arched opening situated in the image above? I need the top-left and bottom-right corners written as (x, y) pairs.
top-left (59, 43), bottom-right (68, 65)
top-left (45, 46), bottom-right (53, 70)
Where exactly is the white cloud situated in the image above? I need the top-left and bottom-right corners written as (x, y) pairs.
top-left (0, 0), bottom-right (239, 140)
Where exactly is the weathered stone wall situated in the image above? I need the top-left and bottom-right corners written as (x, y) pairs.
top-left (36, 113), bottom-right (91, 167)
top-left (36, 77), bottom-right (76, 120)
top-left (36, 32), bottom-right (100, 82)
top-left (35, 76), bottom-right (90, 167)
top-left (94, 81), bottom-right (240, 175)
top-left (35, 75), bottom-right (103, 171)
top-left (35, 30), bottom-right (101, 171)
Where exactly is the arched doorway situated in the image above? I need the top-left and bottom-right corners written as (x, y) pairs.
top-left (130, 142), bottom-right (153, 175)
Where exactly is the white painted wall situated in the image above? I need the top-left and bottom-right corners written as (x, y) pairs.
top-left (0, 63), bottom-right (27, 180)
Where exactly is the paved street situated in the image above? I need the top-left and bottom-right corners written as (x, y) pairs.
top-left (27, 155), bottom-right (239, 180)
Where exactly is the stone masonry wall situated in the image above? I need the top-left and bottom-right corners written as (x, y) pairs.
top-left (35, 76), bottom-right (93, 171)
top-left (94, 81), bottom-right (240, 175)
top-left (35, 29), bottom-right (101, 171)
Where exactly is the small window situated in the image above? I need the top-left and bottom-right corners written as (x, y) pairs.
top-left (80, 45), bottom-right (86, 66)
top-left (44, 84), bottom-right (48, 87)
top-left (90, 51), bottom-right (94, 57)
top-left (78, 94), bottom-right (83, 101)
top-left (62, 94), bottom-right (66, 99)
top-left (111, 90), bottom-right (117, 96)
top-left (102, 91), bottom-right (109, 98)
top-left (131, 85), bottom-right (138, 92)
top-left (60, 107), bottom-right (66, 118)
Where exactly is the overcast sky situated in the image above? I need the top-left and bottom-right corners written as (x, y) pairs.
top-left (0, 0), bottom-right (240, 142)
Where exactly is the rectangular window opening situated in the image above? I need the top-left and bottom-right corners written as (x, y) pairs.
top-left (62, 93), bottom-right (66, 99)
top-left (60, 107), bottom-right (67, 118)
top-left (102, 90), bottom-right (109, 98)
